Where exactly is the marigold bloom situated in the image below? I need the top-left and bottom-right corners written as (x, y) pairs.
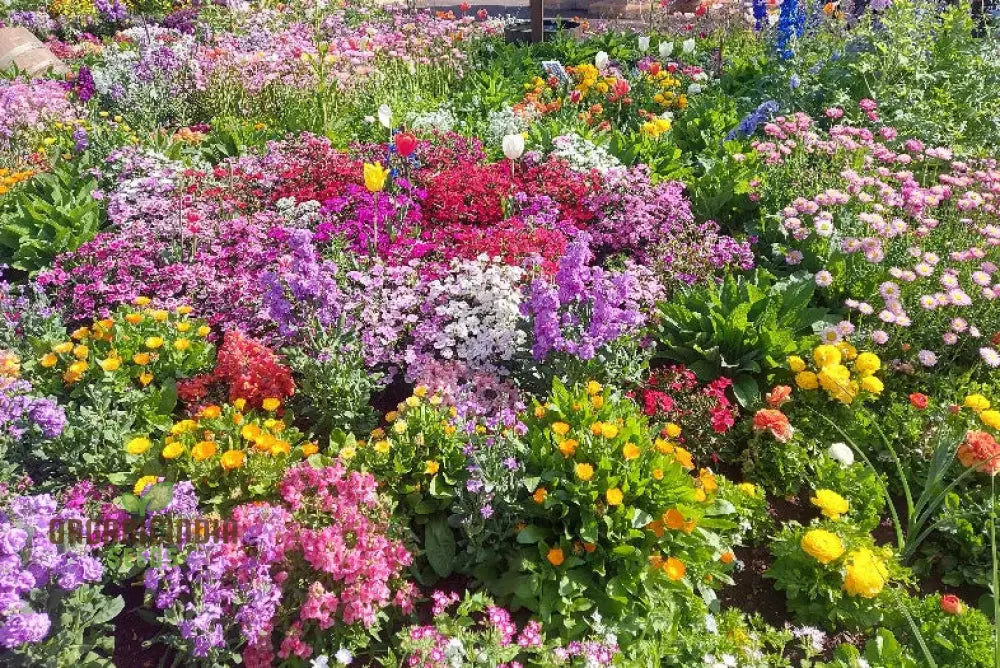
top-left (126, 437), bottom-right (151, 455)
top-left (547, 547), bottom-right (565, 566)
top-left (606, 488), bottom-right (623, 506)
top-left (133, 352), bottom-right (151, 365)
top-left (262, 397), bottom-right (281, 411)
top-left (72, 345), bottom-right (88, 360)
top-left (191, 440), bottom-right (217, 461)
top-left (810, 489), bottom-right (849, 520)
top-left (664, 508), bottom-right (685, 530)
top-left (622, 442), bottom-right (640, 460)
top-left (551, 421), bottom-right (570, 436)
top-left (534, 405), bottom-right (547, 418)
top-left (586, 380), bottom-right (602, 396)
top-left (174, 338), bottom-right (191, 351)
top-left (145, 336), bottom-right (164, 349)
top-left (134, 475), bottom-right (159, 496)
top-left (139, 372), bottom-right (153, 386)
top-left (99, 357), bottom-right (121, 372)
top-left (125, 313), bottom-right (142, 325)
top-left (301, 443), bottom-right (319, 456)
top-left (575, 463), bottom-right (594, 481)
top-left (981, 410), bottom-right (1000, 430)
top-left (52, 342), bottom-right (73, 354)
top-left (591, 395), bottom-right (604, 409)
top-left (842, 548), bottom-right (888, 598)
top-left (664, 557), bottom-right (686, 581)
top-left (795, 371), bottom-right (819, 390)
top-left (854, 352), bottom-right (881, 376)
top-left (134, 296), bottom-right (151, 306)
top-left (40, 353), bottom-right (58, 368)
top-left (600, 423), bottom-right (619, 438)
top-left (200, 405), bottom-right (221, 419)
top-left (220, 450), bottom-right (245, 470)
top-left (374, 439), bottom-right (391, 454)
top-left (673, 446), bottom-right (694, 469)
top-left (559, 439), bottom-right (578, 458)
top-left (800, 528), bottom-right (845, 563)
top-left (162, 442), bottom-right (184, 459)
top-left (737, 482), bottom-right (758, 497)
top-left (665, 422), bottom-right (682, 438)
top-left (787, 355), bottom-right (806, 372)
top-left (860, 376), bottom-right (884, 394)
top-left (813, 344), bottom-right (842, 368)
top-left (425, 460), bottom-right (440, 475)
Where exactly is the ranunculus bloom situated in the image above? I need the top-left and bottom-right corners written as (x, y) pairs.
top-left (752, 409), bottom-right (793, 442)
top-left (940, 594), bottom-right (964, 615)
top-left (957, 430), bottom-right (1000, 475)
top-left (908, 392), bottom-right (929, 409)
top-left (766, 385), bottom-right (792, 407)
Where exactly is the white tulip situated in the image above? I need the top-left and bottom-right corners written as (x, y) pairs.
top-left (638, 35), bottom-right (650, 52)
top-left (682, 38), bottom-right (696, 54)
top-left (377, 104), bottom-right (392, 129)
top-left (687, 83), bottom-right (702, 95)
top-left (659, 41), bottom-right (673, 58)
top-left (502, 133), bottom-right (525, 160)
top-left (595, 50), bottom-right (610, 70)
top-left (827, 442), bottom-right (854, 467)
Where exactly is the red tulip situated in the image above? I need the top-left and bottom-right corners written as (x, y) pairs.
top-left (395, 132), bottom-right (417, 157)
top-left (940, 594), bottom-right (964, 615)
top-left (459, 2), bottom-right (470, 12)
top-left (695, 3), bottom-right (707, 15)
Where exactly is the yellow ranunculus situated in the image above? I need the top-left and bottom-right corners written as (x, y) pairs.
top-left (965, 394), bottom-right (991, 413)
top-left (980, 410), bottom-right (1000, 430)
top-left (800, 528), bottom-right (845, 564)
top-left (810, 488), bottom-right (849, 520)
top-left (795, 371), bottom-right (819, 390)
top-left (812, 344), bottom-right (842, 369)
top-left (842, 548), bottom-right (888, 598)
top-left (126, 436), bottom-right (151, 455)
top-left (787, 355), bottom-right (806, 372)
top-left (854, 351), bottom-right (881, 376)
top-left (363, 162), bottom-right (389, 193)
top-left (606, 488), bottom-right (624, 506)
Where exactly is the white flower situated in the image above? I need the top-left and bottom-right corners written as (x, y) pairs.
top-left (334, 648), bottom-right (353, 665)
top-left (311, 656), bottom-right (330, 668)
top-left (595, 50), bottom-right (610, 70)
top-left (687, 83), bottom-right (703, 95)
top-left (638, 35), bottom-right (650, 52)
top-left (363, 115), bottom-right (375, 124)
top-left (377, 104), bottom-right (393, 129)
top-left (693, 71), bottom-right (708, 82)
top-left (659, 41), bottom-right (674, 58)
top-left (683, 38), bottom-right (696, 53)
top-left (828, 442), bottom-right (854, 467)
top-left (407, 60), bottom-right (416, 75)
top-left (704, 613), bottom-right (718, 633)
top-left (502, 133), bottom-right (525, 160)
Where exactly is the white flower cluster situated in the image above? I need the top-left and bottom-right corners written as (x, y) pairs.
top-left (275, 197), bottom-right (322, 228)
top-left (486, 106), bottom-right (526, 143)
top-left (406, 106), bottom-right (458, 133)
top-left (409, 256), bottom-right (526, 375)
top-left (550, 133), bottom-right (622, 173)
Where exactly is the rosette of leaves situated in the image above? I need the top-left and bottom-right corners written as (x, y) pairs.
top-left (654, 269), bottom-right (829, 407)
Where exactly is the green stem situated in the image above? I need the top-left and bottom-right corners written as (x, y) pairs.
top-left (993, 475), bottom-right (999, 667)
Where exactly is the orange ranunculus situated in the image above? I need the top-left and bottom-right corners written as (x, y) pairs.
top-left (752, 409), bottom-right (793, 442)
top-left (766, 385), bottom-right (792, 407)
top-left (958, 430), bottom-right (1000, 475)
top-left (547, 548), bottom-right (565, 566)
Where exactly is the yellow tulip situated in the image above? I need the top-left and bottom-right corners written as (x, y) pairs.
top-left (363, 162), bottom-right (389, 193)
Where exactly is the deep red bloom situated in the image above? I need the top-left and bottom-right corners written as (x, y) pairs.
top-left (459, 2), bottom-right (470, 11)
top-left (394, 132), bottom-right (417, 157)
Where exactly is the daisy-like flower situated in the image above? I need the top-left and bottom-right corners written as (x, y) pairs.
top-left (858, 302), bottom-right (874, 315)
top-left (879, 281), bottom-right (900, 299)
top-left (918, 350), bottom-right (938, 367)
top-left (943, 332), bottom-right (959, 345)
top-left (951, 317), bottom-right (968, 332)
top-left (820, 326), bottom-right (842, 344)
top-left (815, 270), bottom-right (833, 287)
top-left (837, 320), bottom-right (855, 337)
top-left (919, 295), bottom-right (937, 310)
top-left (785, 250), bottom-right (804, 265)
top-left (949, 289), bottom-right (972, 306)
top-left (872, 330), bottom-right (890, 345)
top-left (914, 262), bottom-right (934, 277)
top-left (981, 347), bottom-right (1000, 368)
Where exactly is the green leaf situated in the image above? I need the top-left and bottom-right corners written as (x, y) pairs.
top-left (731, 375), bottom-right (759, 409)
top-left (516, 525), bottom-right (545, 544)
top-left (143, 482), bottom-right (174, 514)
top-left (424, 516), bottom-right (456, 578)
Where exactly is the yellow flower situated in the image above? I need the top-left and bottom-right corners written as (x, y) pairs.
top-left (575, 463), bottom-right (594, 481)
top-left (374, 439), bottom-right (391, 454)
top-left (586, 380), bottom-right (602, 396)
top-left (200, 405), bottom-right (221, 419)
top-left (220, 450), bottom-right (246, 471)
top-left (138, 371), bottom-right (153, 386)
top-left (622, 442), bottom-right (640, 460)
top-left (854, 352), bottom-right (882, 376)
top-left (800, 528), bottom-right (845, 564)
top-left (860, 375), bottom-right (884, 394)
top-left (52, 342), bottom-right (73, 354)
top-left (664, 557), bottom-right (686, 581)
top-left (606, 488), bottom-right (623, 506)
top-left (259, 397), bottom-right (280, 412)
top-left (145, 336), bottom-right (164, 349)
top-left (125, 313), bottom-right (143, 325)
top-left (813, 344), bottom-right (842, 368)
top-left (176, 305), bottom-right (193, 315)
top-left (302, 442), bottom-right (319, 456)
top-left (197, 326), bottom-right (211, 337)
top-left (795, 371), bottom-right (819, 390)
top-left (665, 423), bottom-right (682, 438)
top-left (176, 322), bottom-right (191, 333)
top-left (842, 548), bottom-right (888, 598)
top-left (837, 342), bottom-right (858, 361)
top-left (965, 394), bottom-right (991, 413)
top-left (126, 436), bottom-right (151, 455)
top-left (40, 353), bottom-right (58, 368)
top-left (234, 398), bottom-right (247, 411)
top-left (339, 445), bottom-right (357, 460)
top-left (72, 345), bottom-right (89, 359)
top-left (174, 338), bottom-right (191, 351)
top-left (810, 489), bottom-right (849, 520)
top-left (405, 396), bottom-right (420, 408)
top-left (559, 439), bottom-right (578, 458)
top-left (162, 442), bottom-right (184, 459)
top-left (98, 357), bottom-right (121, 372)
top-left (150, 309), bottom-right (169, 322)
top-left (363, 162), bottom-right (389, 193)
top-left (70, 326), bottom-right (90, 340)
top-left (652, 468), bottom-right (664, 480)
top-left (551, 421), bottom-right (570, 436)
top-left (981, 410), bottom-right (1000, 430)
top-left (787, 355), bottom-right (806, 372)
top-left (133, 352), bottom-right (151, 365)
top-left (392, 421), bottom-right (407, 434)
top-left (133, 296), bottom-right (151, 306)
top-left (385, 411), bottom-right (399, 423)
top-left (534, 405), bottom-right (547, 418)
top-left (425, 460), bottom-right (440, 475)
top-left (191, 441), bottom-right (218, 461)
top-left (172, 419), bottom-right (198, 435)
top-left (600, 423), bottom-right (619, 439)
top-left (737, 482), bottom-right (758, 497)
top-left (133, 475), bottom-right (159, 496)
top-left (591, 395), bottom-right (604, 409)
top-left (64, 360), bottom-right (88, 383)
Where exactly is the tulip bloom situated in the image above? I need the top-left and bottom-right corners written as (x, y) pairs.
top-left (394, 132), bottom-right (417, 157)
top-left (363, 162), bottom-right (389, 193)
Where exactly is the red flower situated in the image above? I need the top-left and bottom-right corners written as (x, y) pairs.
top-left (394, 132), bottom-right (417, 158)
top-left (752, 409), bottom-right (793, 443)
top-left (476, 8), bottom-right (487, 19)
top-left (766, 385), bottom-right (792, 408)
top-left (940, 594), bottom-right (964, 615)
top-left (908, 392), bottom-right (929, 410)
top-left (459, 1), bottom-right (470, 11)
top-left (958, 430), bottom-right (1000, 475)
top-left (695, 3), bottom-right (707, 15)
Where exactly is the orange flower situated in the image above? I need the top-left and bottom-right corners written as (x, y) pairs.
top-left (766, 385), bottom-right (792, 407)
top-left (301, 443), bottom-right (319, 456)
top-left (720, 550), bottom-right (735, 564)
top-left (220, 450), bottom-right (245, 470)
top-left (664, 557), bottom-right (686, 581)
top-left (672, 446), bottom-right (694, 469)
top-left (559, 439), bottom-right (579, 458)
top-left (622, 443), bottom-right (640, 460)
top-left (652, 468), bottom-right (664, 480)
top-left (958, 430), bottom-right (1000, 475)
top-left (583, 542), bottom-right (596, 553)
top-left (191, 441), bottom-right (217, 461)
top-left (551, 421), bottom-right (570, 436)
top-left (533, 486), bottom-right (548, 504)
top-left (663, 508), bottom-right (686, 530)
top-left (752, 409), bottom-right (793, 443)
top-left (647, 519), bottom-right (665, 537)
top-left (200, 405), bottom-right (221, 419)
top-left (605, 488), bottom-right (623, 506)
top-left (547, 547), bottom-right (565, 566)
